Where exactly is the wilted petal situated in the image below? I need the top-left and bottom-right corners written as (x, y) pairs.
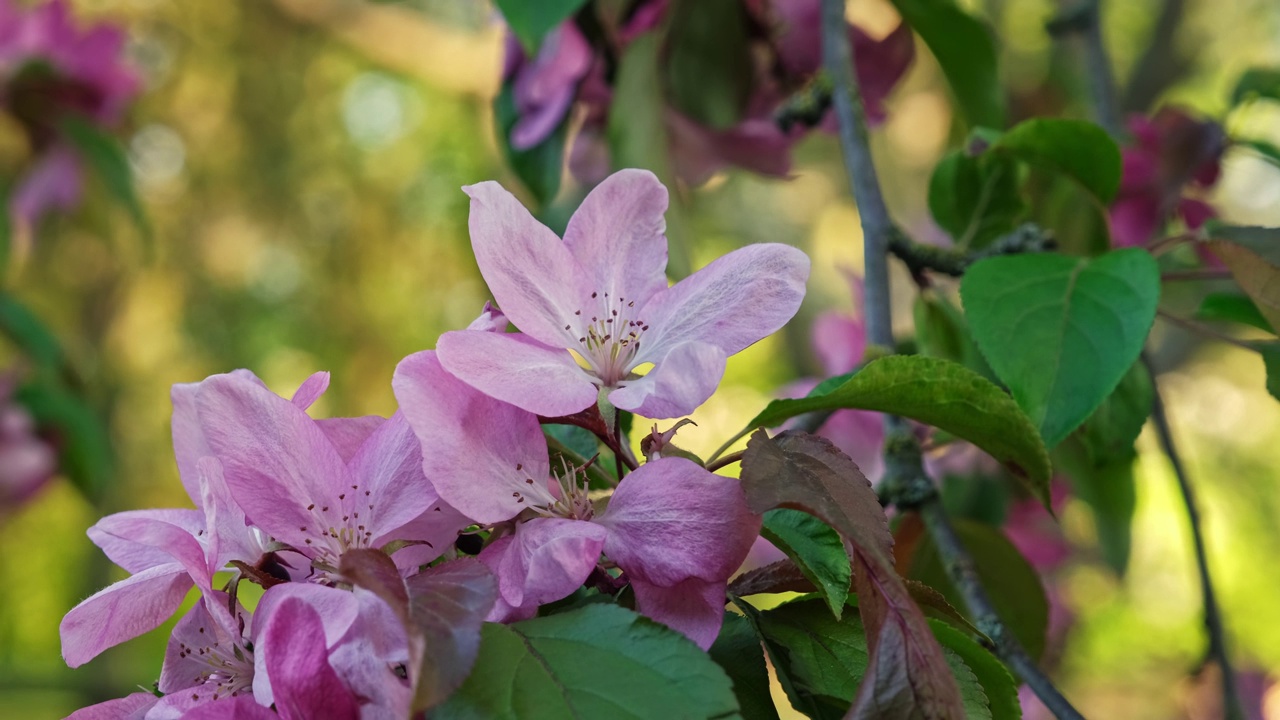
top-left (629, 577), bottom-right (726, 650)
top-left (462, 180), bottom-right (591, 347)
top-left (563, 168), bottom-right (670, 305)
top-left (394, 350), bottom-right (556, 524)
top-left (478, 517), bottom-right (607, 614)
top-left (436, 330), bottom-right (599, 418)
top-left (346, 411), bottom-right (438, 537)
top-left (607, 341), bottom-right (726, 419)
top-left (65, 693), bottom-right (157, 720)
top-left (597, 457), bottom-right (760, 586)
top-left (60, 564), bottom-right (193, 667)
top-left (261, 597), bottom-right (361, 720)
top-left (290, 371), bottom-right (330, 411)
top-left (638, 243), bottom-right (809, 359)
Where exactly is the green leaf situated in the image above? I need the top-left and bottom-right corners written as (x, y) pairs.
top-left (929, 620), bottom-right (1021, 720)
top-left (747, 356), bottom-right (1052, 503)
top-left (761, 509), bottom-right (851, 618)
top-left (59, 116), bottom-right (151, 243)
top-left (435, 604), bottom-right (739, 720)
top-left (492, 0), bottom-right (589, 53)
top-left (608, 31), bottom-right (670, 177)
top-left (913, 292), bottom-right (996, 380)
top-left (927, 150), bottom-right (1024, 248)
top-left (988, 119), bottom-right (1122, 204)
top-left (961, 249), bottom-right (1161, 449)
top-left (1231, 67), bottom-right (1280, 106)
top-left (709, 613), bottom-right (782, 720)
top-left (665, 0), bottom-right (752, 130)
top-left (1056, 442), bottom-right (1136, 575)
top-left (889, 0), bottom-right (1005, 128)
top-left (1078, 361), bottom-right (1153, 465)
top-left (16, 380), bottom-right (112, 499)
top-left (1261, 343), bottom-right (1280, 402)
top-left (905, 518), bottom-right (1048, 661)
top-left (1196, 292), bottom-right (1275, 333)
top-left (405, 559), bottom-right (498, 712)
top-left (493, 82), bottom-right (566, 207)
top-left (0, 292), bottom-right (66, 372)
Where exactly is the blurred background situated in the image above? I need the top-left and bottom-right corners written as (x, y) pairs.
top-left (2, 0), bottom-right (1280, 717)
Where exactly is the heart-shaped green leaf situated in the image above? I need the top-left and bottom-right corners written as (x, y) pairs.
top-left (961, 249), bottom-right (1160, 448)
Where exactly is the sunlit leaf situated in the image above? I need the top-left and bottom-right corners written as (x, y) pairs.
top-left (889, 0), bottom-right (1005, 128)
top-left (434, 604), bottom-right (739, 719)
top-left (961, 249), bottom-right (1160, 449)
top-left (761, 509), bottom-right (851, 618)
top-left (747, 356), bottom-right (1052, 503)
top-left (1230, 67), bottom-right (1280, 106)
top-left (1195, 292), bottom-right (1274, 333)
top-left (405, 559), bottom-right (497, 712)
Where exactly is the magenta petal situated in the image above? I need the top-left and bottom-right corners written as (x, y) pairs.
top-left (462, 180), bottom-right (591, 347)
top-left (435, 330), bottom-right (599, 420)
top-left (316, 415), bottom-right (386, 463)
top-left (629, 577), bottom-right (726, 650)
top-left (65, 693), bottom-right (158, 720)
top-left (252, 583), bottom-right (362, 707)
top-left (853, 21), bottom-right (915, 127)
top-left (597, 457), bottom-right (760, 586)
top-left (638, 243), bottom-right (810, 358)
top-left (1178, 197), bottom-right (1216, 229)
top-left (563, 168), bottom-right (670, 305)
top-left (90, 512), bottom-right (213, 592)
top-left (60, 564), bottom-right (193, 667)
top-left (510, 23), bottom-right (592, 150)
top-left (261, 597), bottom-right (361, 720)
top-left (290, 371), bottom-right (330, 411)
top-left (196, 373), bottom-right (349, 550)
top-left (478, 517), bottom-right (607, 613)
top-left (1108, 195), bottom-right (1161, 248)
top-left (346, 411), bottom-right (438, 537)
top-left (607, 341), bottom-right (726, 419)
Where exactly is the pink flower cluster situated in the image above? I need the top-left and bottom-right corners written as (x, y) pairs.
top-left (0, 0), bottom-right (138, 239)
top-left (502, 0), bottom-right (913, 186)
top-left (61, 169), bottom-right (810, 718)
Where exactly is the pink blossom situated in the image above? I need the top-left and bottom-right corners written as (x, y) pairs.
top-left (502, 23), bottom-right (593, 150)
top-left (1003, 479), bottom-right (1071, 572)
top-left (0, 0), bottom-right (139, 235)
top-left (393, 350), bottom-right (761, 648)
top-left (1109, 107), bottom-right (1225, 248)
top-left (0, 375), bottom-right (57, 516)
top-left (435, 169), bottom-right (809, 419)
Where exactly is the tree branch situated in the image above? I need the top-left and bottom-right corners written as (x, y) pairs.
top-left (889, 223), bottom-right (1055, 280)
top-left (1048, 0), bottom-right (1123, 137)
top-left (1145, 357), bottom-right (1245, 720)
top-left (1122, 0), bottom-right (1191, 113)
top-left (822, 1), bottom-right (1086, 716)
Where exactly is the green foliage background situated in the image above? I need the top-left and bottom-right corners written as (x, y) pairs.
top-left (2, 0), bottom-right (1280, 717)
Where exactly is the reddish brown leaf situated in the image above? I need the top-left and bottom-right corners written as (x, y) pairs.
top-left (405, 558), bottom-right (497, 712)
top-left (741, 430), bottom-right (965, 720)
top-left (339, 548), bottom-right (410, 623)
top-left (728, 559), bottom-right (817, 597)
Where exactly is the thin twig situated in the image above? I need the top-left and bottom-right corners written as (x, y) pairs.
top-left (1161, 268), bottom-right (1233, 282)
top-left (889, 223), bottom-right (1055, 279)
top-left (705, 450), bottom-right (745, 473)
top-left (822, 1), bottom-right (1087, 716)
top-left (1157, 310), bottom-right (1260, 351)
top-left (1145, 356), bottom-right (1245, 720)
top-left (1122, 0), bottom-right (1190, 113)
top-left (1048, 0), bottom-right (1123, 137)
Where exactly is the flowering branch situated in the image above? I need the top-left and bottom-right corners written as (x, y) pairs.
top-left (822, 1), bottom-right (1086, 715)
top-left (1146, 357), bottom-right (1245, 720)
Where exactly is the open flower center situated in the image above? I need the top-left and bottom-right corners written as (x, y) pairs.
top-left (295, 482), bottom-right (377, 571)
top-left (175, 625), bottom-right (255, 703)
top-left (531, 457), bottom-right (594, 521)
top-left (569, 290), bottom-right (650, 387)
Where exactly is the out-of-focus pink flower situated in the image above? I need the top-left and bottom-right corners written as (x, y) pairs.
top-left (503, 23), bottom-right (593, 150)
top-left (0, 0), bottom-right (139, 237)
top-left (1003, 479), bottom-right (1071, 572)
top-left (1109, 107), bottom-right (1226, 248)
top-left (0, 376), bottom-right (57, 515)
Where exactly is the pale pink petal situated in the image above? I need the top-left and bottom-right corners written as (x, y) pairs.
top-left (380, 500), bottom-right (472, 572)
top-left (196, 373), bottom-right (350, 551)
top-left (597, 457), bottom-right (760, 586)
top-left (819, 408), bottom-right (884, 484)
top-left (478, 517), bottom-right (607, 614)
top-left (393, 350), bottom-right (556, 524)
top-left (87, 509), bottom-right (203, 573)
top-left (171, 370), bottom-right (266, 506)
top-left (346, 411), bottom-right (438, 538)
top-left (510, 23), bottom-right (592, 150)
top-left (315, 416), bottom-right (386, 463)
top-left (435, 330), bottom-right (599, 418)
top-left (197, 458), bottom-right (267, 574)
top-left (65, 693), bottom-right (157, 720)
top-left (328, 588), bottom-right (414, 720)
top-left (629, 576), bottom-right (726, 650)
top-left (607, 341), bottom-right (726, 418)
top-left (462, 180), bottom-right (591, 347)
top-left (465, 301), bottom-right (508, 333)
top-left (9, 145), bottom-right (82, 232)
top-left (60, 564), bottom-right (193, 667)
top-left (179, 697), bottom-right (276, 720)
top-left (157, 595), bottom-right (248, 694)
top-left (290, 371), bottom-right (330, 411)
top-left (562, 168), bottom-right (670, 306)
top-left (812, 312), bottom-right (866, 376)
top-left (89, 512), bottom-right (212, 591)
top-left (636, 243), bottom-right (809, 359)
top-left (261, 597), bottom-right (361, 720)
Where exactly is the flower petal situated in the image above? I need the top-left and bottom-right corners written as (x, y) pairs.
top-left (597, 457), bottom-right (760, 586)
top-left (260, 597), bottom-right (361, 720)
top-left (394, 349), bottom-right (556, 524)
top-left (196, 372), bottom-right (349, 550)
top-left (157, 595), bottom-right (246, 694)
top-left (87, 508), bottom-right (203, 573)
top-left (477, 517), bottom-right (606, 613)
top-left (629, 577), bottom-right (726, 650)
top-left (60, 564), bottom-right (193, 667)
top-left (380, 500), bottom-right (472, 572)
top-left (436, 330), bottom-right (599, 418)
top-left (463, 180), bottom-right (590, 347)
top-left (290, 371), bottom-right (330, 411)
top-left (170, 697), bottom-right (275, 720)
top-left (637, 243), bottom-right (809, 358)
top-left (315, 415), bottom-right (386, 463)
top-left (346, 411), bottom-right (438, 538)
top-left (171, 370), bottom-right (266, 505)
top-left (65, 693), bottom-right (158, 720)
top-left (607, 341), bottom-right (726, 419)
top-left (812, 311), bottom-right (865, 377)
top-left (252, 583), bottom-right (363, 707)
top-left (563, 168), bottom-right (670, 305)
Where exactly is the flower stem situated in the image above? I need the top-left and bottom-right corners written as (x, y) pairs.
top-left (705, 450), bottom-right (745, 473)
top-left (822, 0), bottom-right (1086, 715)
top-left (1145, 356), bottom-right (1245, 720)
